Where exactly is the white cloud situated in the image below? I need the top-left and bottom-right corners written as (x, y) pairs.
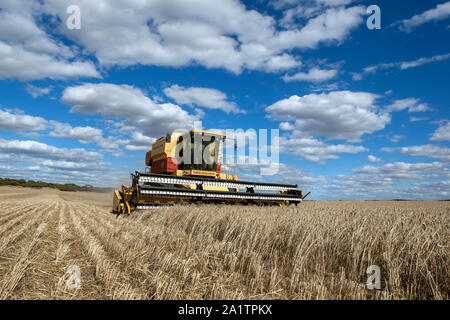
top-left (266, 90), bottom-right (391, 162)
top-left (385, 98), bottom-right (432, 113)
top-left (49, 121), bottom-right (103, 144)
top-left (0, 158), bottom-right (127, 187)
top-left (354, 53), bottom-right (450, 80)
top-left (401, 145), bottom-right (450, 161)
top-left (0, 41), bottom-right (101, 81)
top-left (282, 67), bottom-right (337, 82)
top-left (0, 139), bottom-right (102, 162)
top-left (0, 108), bottom-right (128, 155)
top-left (163, 85), bottom-right (244, 114)
top-left (61, 83), bottom-right (198, 139)
top-left (382, 144), bottom-right (450, 161)
top-left (325, 166), bottom-right (450, 200)
top-left (389, 135), bottom-right (405, 143)
top-left (326, 174), bottom-right (395, 199)
top-left (271, 6), bottom-right (365, 50)
top-left (40, 159), bottom-right (108, 172)
top-left (0, 2), bottom-right (101, 81)
top-left (400, 53), bottom-right (450, 69)
top-left (397, 1), bottom-right (450, 32)
top-left (405, 180), bottom-right (450, 199)
top-left (279, 122), bottom-right (295, 130)
top-left (0, 1), bottom-right (71, 56)
top-left (25, 84), bottom-right (54, 98)
top-left (410, 116), bottom-right (428, 122)
top-left (408, 103), bottom-right (432, 112)
top-left (266, 91), bottom-right (390, 142)
top-left (384, 98), bottom-right (434, 115)
top-left (97, 137), bottom-right (129, 155)
top-left (0, 109), bottom-right (47, 131)
top-left (41, 0), bottom-right (365, 74)
top-left (368, 155), bottom-right (382, 163)
top-left (48, 121), bottom-right (128, 155)
top-left (279, 136), bottom-right (367, 162)
top-left (264, 54), bottom-right (302, 72)
top-left (125, 132), bottom-right (156, 151)
top-left (274, 0), bottom-right (355, 26)
top-left (273, 0), bottom-right (354, 10)
top-left (353, 161), bottom-right (447, 181)
top-left (239, 161), bottom-right (326, 191)
top-left (0, 153), bottom-right (28, 163)
top-left (385, 98), bottom-right (415, 112)
top-left (431, 122), bottom-right (450, 141)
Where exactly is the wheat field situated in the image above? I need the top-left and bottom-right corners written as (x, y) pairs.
top-left (0, 186), bottom-right (448, 300)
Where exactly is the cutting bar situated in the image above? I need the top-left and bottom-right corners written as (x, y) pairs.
top-left (138, 185), bottom-right (303, 202)
top-left (135, 171), bottom-right (298, 191)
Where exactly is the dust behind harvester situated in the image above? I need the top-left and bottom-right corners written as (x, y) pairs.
top-left (113, 130), bottom-right (309, 213)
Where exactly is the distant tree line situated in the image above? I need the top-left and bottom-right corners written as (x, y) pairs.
top-left (0, 177), bottom-right (112, 193)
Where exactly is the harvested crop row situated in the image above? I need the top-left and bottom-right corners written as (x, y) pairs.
top-left (80, 204), bottom-right (346, 298)
top-left (0, 200), bottom-right (36, 213)
top-left (0, 202), bottom-right (40, 226)
top-left (50, 201), bottom-right (107, 299)
top-left (67, 206), bottom-right (144, 299)
top-left (0, 216), bottom-right (48, 299)
top-left (55, 202), bottom-right (70, 263)
top-left (71, 203), bottom-right (209, 299)
top-left (11, 202), bottom-right (67, 299)
top-left (75, 203), bottom-right (270, 299)
top-left (0, 202), bottom-right (51, 255)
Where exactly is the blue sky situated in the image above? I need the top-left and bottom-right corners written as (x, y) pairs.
top-left (0, 0), bottom-right (449, 200)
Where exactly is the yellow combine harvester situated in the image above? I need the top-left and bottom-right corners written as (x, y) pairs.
top-left (113, 130), bottom-right (309, 213)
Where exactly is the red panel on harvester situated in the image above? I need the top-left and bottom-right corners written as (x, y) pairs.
top-left (150, 157), bottom-right (178, 174)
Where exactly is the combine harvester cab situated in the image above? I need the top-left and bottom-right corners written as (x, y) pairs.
top-left (113, 130), bottom-right (309, 213)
